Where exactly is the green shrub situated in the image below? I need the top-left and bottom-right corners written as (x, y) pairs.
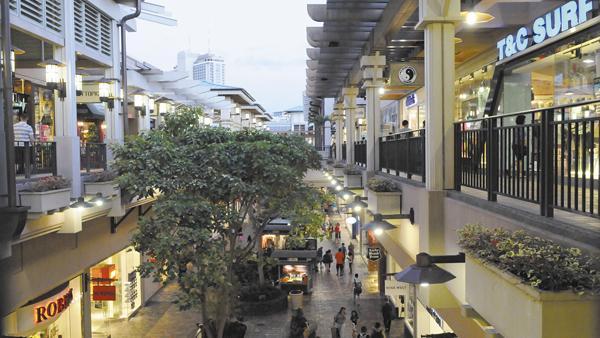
top-left (367, 177), bottom-right (400, 192)
top-left (84, 170), bottom-right (118, 183)
top-left (458, 224), bottom-right (600, 294)
top-left (21, 176), bottom-right (70, 192)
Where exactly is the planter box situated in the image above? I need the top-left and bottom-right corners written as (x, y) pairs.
top-left (84, 181), bottom-right (119, 197)
top-left (333, 167), bottom-right (344, 176)
top-left (344, 174), bottom-right (362, 188)
top-left (18, 188), bottom-right (71, 213)
top-left (466, 256), bottom-right (600, 338)
top-left (367, 190), bottom-right (401, 214)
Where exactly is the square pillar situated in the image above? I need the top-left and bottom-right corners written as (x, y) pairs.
top-left (361, 53), bottom-right (386, 174)
top-left (343, 87), bottom-right (358, 165)
top-left (333, 103), bottom-right (344, 163)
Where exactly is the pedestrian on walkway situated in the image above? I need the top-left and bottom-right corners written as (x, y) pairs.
top-left (348, 242), bottom-right (355, 256)
top-left (328, 224), bottom-right (333, 240)
top-left (350, 310), bottom-right (359, 327)
top-left (341, 243), bottom-right (347, 256)
top-left (334, 223), bottom-right (341, 241)
top-left (335, 248), bottom-right (345, 276)
top-left (332, 307), bottom-right (346, 338)
top-left (357, 326), bottom-right (370, 338)
top-left (347, 252), bottom-right (354, 274)
top-left (382, 298), bottom-right (395, 333)
top-left (323, 250), bottom-right (333, 272)
top-left (371, 322), bottom-right (385, 338)
top-left (317, 247), bottom-right (324, 270)
top-left (352, 273), bottom-right (362, 303)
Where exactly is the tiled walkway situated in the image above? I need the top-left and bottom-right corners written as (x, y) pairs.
top-left (105, 216), bottom-right (406, 338)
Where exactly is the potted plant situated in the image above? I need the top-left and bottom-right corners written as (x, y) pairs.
top-left (343, 166), bottom-right (362, 188)
top-left (458, 224), bottom-right (600, 338)
top-left (84, 170), bottom-right (119, 197)
top-left (332, 162), bottom-right (345, 176)
top-left (18, 176), bottom-right (71, 213)
top-left (366, 177), bottom-right (401, 214)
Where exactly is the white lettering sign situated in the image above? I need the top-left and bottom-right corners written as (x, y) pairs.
top-left (497, 0), bottom-right (595, 61)
top-left (385, 279), bottom-right (409, 297)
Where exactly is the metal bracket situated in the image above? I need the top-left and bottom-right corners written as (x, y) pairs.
top-left (110, 207), bottom-right (136, 234)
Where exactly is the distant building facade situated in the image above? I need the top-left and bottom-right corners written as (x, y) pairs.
top-left (176, 51), bottom-right (226, 85)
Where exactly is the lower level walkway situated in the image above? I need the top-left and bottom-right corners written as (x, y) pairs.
top-left (104, 216), bottom-right (406, 338)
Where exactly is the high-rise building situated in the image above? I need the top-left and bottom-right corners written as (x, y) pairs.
top-left (192, 53), bottom-right (226, 85)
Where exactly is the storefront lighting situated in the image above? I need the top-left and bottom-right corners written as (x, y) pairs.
top-left (77, 121), bottom-right (84, 127)
top-left (330, 179), bottom-right (337, 185)
top-left (478, 86), bottom-right (486, 94)
top-left (420, 282), bottom-right (430, 287)
top-left (460, 0), bottom-right (494, 26)
top-left (75, 74), bottom-right (83, 96)
top-left (353, 205), bottom-right (362, 212)
top-left (565, 91), bottom-right (574, 96)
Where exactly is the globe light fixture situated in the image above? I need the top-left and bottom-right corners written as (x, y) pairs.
top-left (70, 197), bottom-right (93, 210)
top-left (346, 216), bottom-right (357, 225)
top-left (335, 185), bottom-right (343, 191)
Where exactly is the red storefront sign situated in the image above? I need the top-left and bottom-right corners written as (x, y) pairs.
top-left (93, 285), bottom-right (116, 301)
top-left (33, 288), bottom-right (73, 324)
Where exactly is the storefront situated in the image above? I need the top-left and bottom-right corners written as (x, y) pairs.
top-left (399, 88), bottom-right (426, 131)
top-left (77, 103), bottom-right (106, 143)
top-left (2, 276), bottom-right (83, 338)
top-left (13, 79), bottom-right (56, 142)
top-left (89, 247), bottom-right (142, 338)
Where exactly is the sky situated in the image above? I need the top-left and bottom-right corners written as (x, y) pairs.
top-left (128, 0), bottom-right (325, 113)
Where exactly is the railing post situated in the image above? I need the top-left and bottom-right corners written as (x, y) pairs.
top-left (85, 143), bottom-right (91, 173)
top-left (421, 134), bottom-right (426, 183)
top-left (51, 142), bottom-right (58, 176)
top-left (454, 124), bottom-right (461, 191)
top-left (487, 118), bottom-right (498, 201)
top-left (540, 109), bottom-right (554, 217)
top-left (24, 142), bottom-right (31, 179)
top-left (102, 144), bottom-right (107, 170)
top-left (406, 136), bottom-right (412, 179)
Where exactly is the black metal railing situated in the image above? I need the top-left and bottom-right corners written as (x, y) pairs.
top-left (455, 99), bottom-right (600, 218)
top-left (342, 142), bottom-right (347, 161)
top-left (80, 142), bottom-right (107, 172)
top-left (379, 129), bottom-right (425, 182)
top-left (14, 141), bottom-right (57, 178)
top-left (355, 140), bottom-right (366, 167)
top-left (331, 144), bottom-right (336, 159)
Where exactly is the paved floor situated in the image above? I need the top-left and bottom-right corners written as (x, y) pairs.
top-left (103, 214), bottom-right (406, 338)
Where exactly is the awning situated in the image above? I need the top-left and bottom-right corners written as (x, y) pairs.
top-left (77, 103), bottom-right (105, 120)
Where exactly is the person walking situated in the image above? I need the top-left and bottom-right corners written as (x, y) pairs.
top-left (323, 249), bottom-right (333, 272)
top-left (335, 248), bottom-right (345, 276)
top-left (13, 113), bottom-right (34, 175)
top-left (371, 322), bottom-right (385, 338)
top-left (381, 298), bottom-right (395, 334)
top-left (341, 243), bottom-right (347, 256)
top-left (334, 223), bottom-right (341, 242)
top-left (316, 247), bottom-right (324, 271)
top-left (332, 307), bottom-right (346, 338)
top-left (352, 273), bottom-right (362, 303)
top-left (348, 242), bottom-right (355, 256)
top-left (357, 326), bottom-right (370, 338)
top-left (347, 253), bottom-right (354, 274)
top-left (350, 309), bottom-right (359, 327)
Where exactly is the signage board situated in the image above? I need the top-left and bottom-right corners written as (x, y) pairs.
top-left (93, 285), bottom-right (116, 301)
top-left (405, 93), bottom-right (418, 108)
top-left (497, 0), bottom-right (595, 61)
top-left (77, 83), bottom-right (101, 103)
top-left (389, 62), bottom-right (424, 87)
top-left (367, 247), bottom-right (382, 261)
top-left (384, 279), bottom-right (410, 297)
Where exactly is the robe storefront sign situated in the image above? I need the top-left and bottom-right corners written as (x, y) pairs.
top-left (497, 0), bottom-right (595, 61)
top-left (367, 247), bottom-right (382, 261)
top-left (1, 284), bottom-right (75, 336)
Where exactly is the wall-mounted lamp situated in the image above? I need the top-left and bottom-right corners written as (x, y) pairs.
top-left (159, 102), bottom-right (169, 116)
top-left (42, 60), bottom-right (66, 100)
top-left (75, 74), bottom-right (83, 96)
top-left (134, 94), bottom-right (146, 116)
top-left (394, 252), bottom-right (465, 285)
top-left (70, 197), bottom-right (93, 210)
top-left (148, 98), bottom-right (155, 114)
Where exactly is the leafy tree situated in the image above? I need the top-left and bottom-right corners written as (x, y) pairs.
top-left (112, 107), bottom-right (319, 338)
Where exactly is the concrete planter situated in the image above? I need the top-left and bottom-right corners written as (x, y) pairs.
top-left (333, 167), bottom-right (344, 177)
top-left (344, 174), bottom-right (362, 188)
top-left (84, 180), bottom-right (119, 197)
top-left (367, 190), bottom-right (401, 214)
top-left (466, 256), bottom-right (600, 338)
top-left (18, 188), bottom-right (71, 213)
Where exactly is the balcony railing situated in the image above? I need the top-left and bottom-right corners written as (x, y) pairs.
top-left (379, 129), bottom-right (425, 182)
top-left (80, 142), bottom-right (107, 172)
top-left (454, 99), bottom-right (600, 218)
top-left (342, 142), bottom-right (347, 161)
top-left (14, 141), bottom-right (57, 178)
top-left (354, 140), bottom-right (366, 167)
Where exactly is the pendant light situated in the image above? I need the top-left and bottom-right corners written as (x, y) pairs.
top-left (461, 0), bottom-right (494, 25)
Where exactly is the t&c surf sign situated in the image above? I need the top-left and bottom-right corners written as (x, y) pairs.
top-left (497, 0), bottom-right (596, 61)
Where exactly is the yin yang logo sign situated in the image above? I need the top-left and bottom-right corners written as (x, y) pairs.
top-left (398, 66), bottom-right (417, 84)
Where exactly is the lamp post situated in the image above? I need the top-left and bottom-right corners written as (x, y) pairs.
top-left (394, 252), bottom-right (466, 335)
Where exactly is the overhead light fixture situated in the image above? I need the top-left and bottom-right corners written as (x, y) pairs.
top-left (394, 252), bottom-right (465, 285)
top-left (70, 197), bottom-right (93, 210)
top-left (461, 0), bottom-right (494, 25)
top-left (330, 179), bottom-right (337, 185)
top-left (335, 185), bottom-right (343, 191)
top-left (378, 87), bottom-right (385, 95)
top-left (346, 216), bottom-right (357, 225)
top-left (363, 214), bottom-right (397, 234)
top-left (374, 228), bottom-right (383, 236)
top-left (75, 74), bottom-right (83, 96)
top-left (565, 91), bottom-right (574, 96)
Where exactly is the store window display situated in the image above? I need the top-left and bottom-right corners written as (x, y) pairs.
top-left (455, 64), bottom-right (495, 121)
top-left (13, 79), bottom-right (56, 141)
top-left (90, 247), bottom-right (142, 337)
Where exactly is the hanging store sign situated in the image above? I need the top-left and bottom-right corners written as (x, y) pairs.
top-left (367, 247), bottom-right (382, 261)
top-left (497, 0), bottom-right (596, 61)
top-left (389, 63), bottom-right (424, 87)
top-left (93, 285), bottom-right (116, 301)
top-left (405, 93), bottom-right (418, 108)
top-left (384, 279), bottom-right (409, 297)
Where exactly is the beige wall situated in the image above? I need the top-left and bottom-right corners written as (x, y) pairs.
top-left (0, 210), bottom-right (160, 317)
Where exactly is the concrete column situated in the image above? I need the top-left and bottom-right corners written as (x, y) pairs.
top-left (333, 103), bottom-right (344, 162)
top-left (104, 20), bottom-right (123, 164)
top-left (417, 0), bottom-right (461, 191)
top-left (137, 96), bottom-right (151, 133)
top-left (343, 87), bottom-right (358, 166)
top-left (360, 53), bottom-right (386, 174)
top-left (53, 0), bottom-right (81, 197)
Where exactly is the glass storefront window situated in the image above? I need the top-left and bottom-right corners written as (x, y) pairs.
top-left (455, 63), bottom-right (495, 121)
top-left (90, 247), bottom-right (142, 337)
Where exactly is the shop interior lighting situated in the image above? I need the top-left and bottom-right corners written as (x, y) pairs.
top-left (394, 252), bottom-right (465, 285)
top-left (70, 197), bottom-right (94, 210)
top-left (75, 74), bottom-right (83, 96)
top-left (89, 193), bottom-right (107, 207)
top-left (565, 91), bottom-right (574, 96)
top-left (454, 37), bottom-right (463, 44)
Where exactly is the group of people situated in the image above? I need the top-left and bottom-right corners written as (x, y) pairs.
top-left (317, 242), bottom-right (355, 276)
top-left (331, 305), bottom-right (391, 338)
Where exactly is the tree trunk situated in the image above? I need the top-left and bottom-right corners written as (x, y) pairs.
top-left (257, 245), bottom-right (266, 286)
